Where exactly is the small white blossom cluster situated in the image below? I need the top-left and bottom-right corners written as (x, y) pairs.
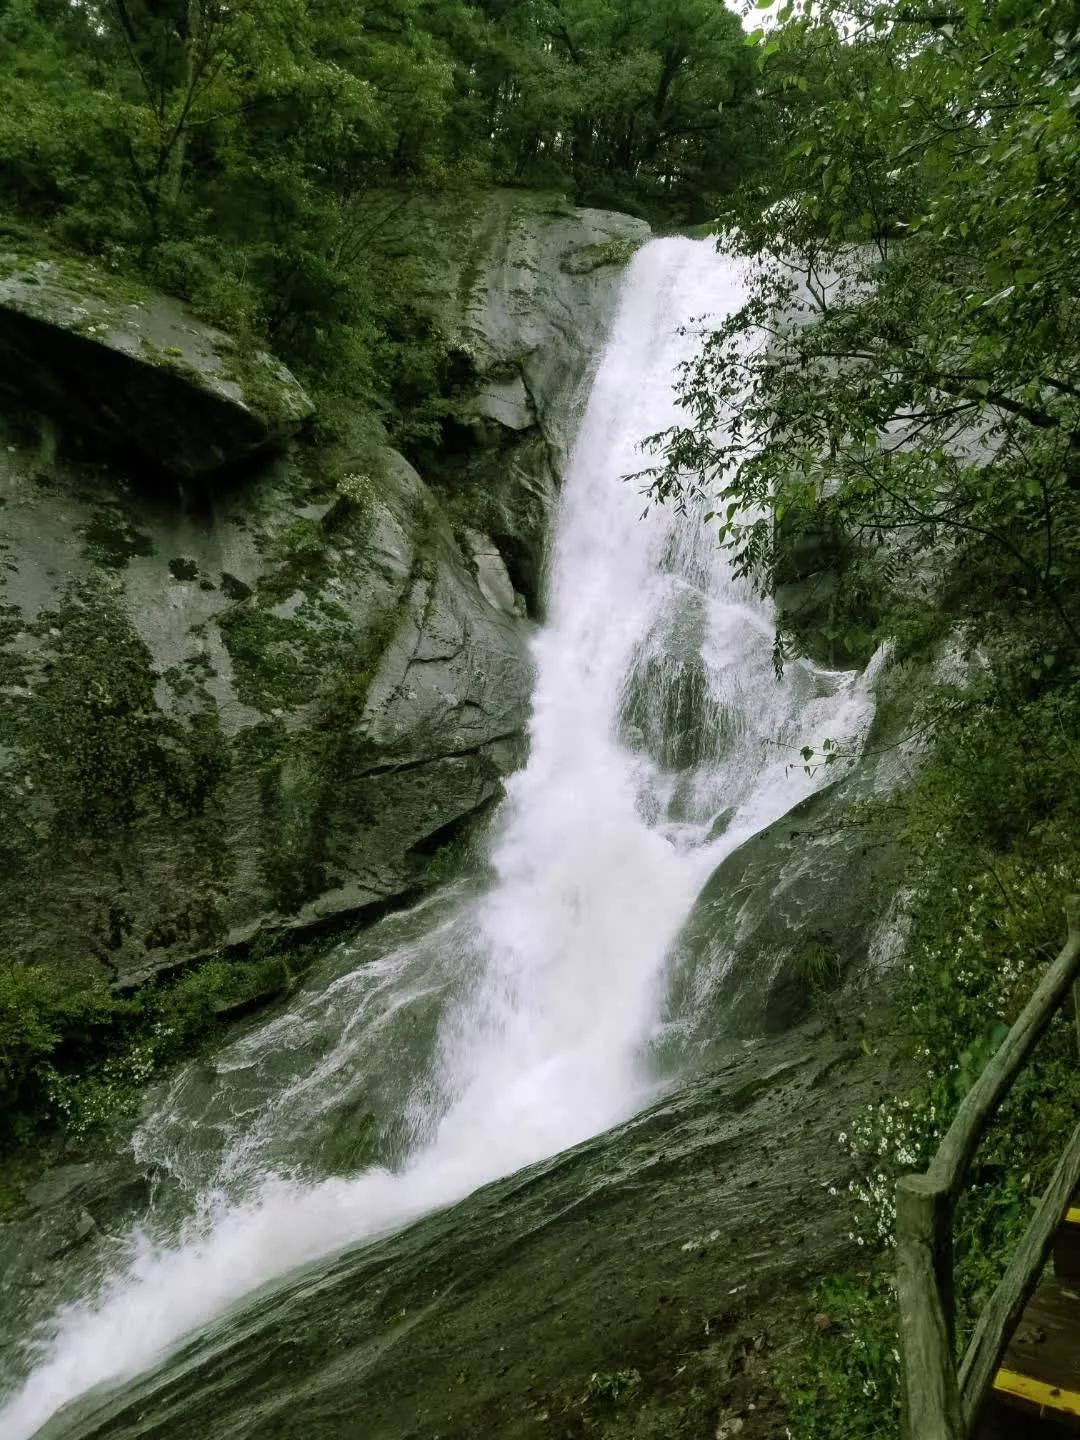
top-left (834, 1097), bottom-right (940, 1247)
top-left (43, 1032), bottom-right (169, 1138)
top-left (337, 470), bottom-right (374, 505)
top-left (993, 946), bottom-right (1035, 1014)
top-left (920, 872), bottom-right (1049, 1020)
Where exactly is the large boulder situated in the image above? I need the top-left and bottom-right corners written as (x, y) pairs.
top-left (0, 251), bottom-right (312, 478)
top-left (0, 405), bottom-right (531, 986)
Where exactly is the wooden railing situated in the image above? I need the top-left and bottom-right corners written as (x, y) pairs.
top-left (897, 898), bottom-right (1080, 1440)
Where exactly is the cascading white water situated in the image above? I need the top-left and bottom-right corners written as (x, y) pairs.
top-left (0, 239), bottom-right (876, 1440)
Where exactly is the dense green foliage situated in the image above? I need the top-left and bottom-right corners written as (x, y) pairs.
top-left (643, 0), bottom-right (1080, 1433)
top-left (652, 0), bottom-right (1080, 673)
top-left (782, 1270), bottom-right (899, 1438)
top-left (0, 942), bottom-right (314, 1157)
top-left (0, 0), bottom-right (756, 433)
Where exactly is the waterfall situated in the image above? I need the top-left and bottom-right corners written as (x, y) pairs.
top-left (0, 238), bottom-right (875, 1440)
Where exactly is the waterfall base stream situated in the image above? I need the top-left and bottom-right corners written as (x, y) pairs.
top-left (32, 1021), bottom-right (902, 1440)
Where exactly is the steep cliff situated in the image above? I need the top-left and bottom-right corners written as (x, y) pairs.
top-left (0, 192), bottom-right (648, 986)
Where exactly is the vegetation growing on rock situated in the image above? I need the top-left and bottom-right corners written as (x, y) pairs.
top-left (646, 0), bottom-right (1080, 1431)
top-left (0, 0), bottom-right (760, 438)
top-left (0, 939), bottom-right (321, 1156)
top-left (26, 578), bottom-right (229, 835)
top-left (559, 236), bottom-right (645, 274)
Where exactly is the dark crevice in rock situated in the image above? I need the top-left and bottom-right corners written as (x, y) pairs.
top-left (405, 795), bottom-right (500, 861)
top-left (355, 730), bottom-right (527, 781)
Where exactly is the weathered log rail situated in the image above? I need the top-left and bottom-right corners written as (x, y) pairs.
top-left (897, 898), bottom-right (1080, 1440)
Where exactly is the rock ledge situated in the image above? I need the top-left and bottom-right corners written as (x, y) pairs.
top-left (0, 251), bottom-right (313, 477)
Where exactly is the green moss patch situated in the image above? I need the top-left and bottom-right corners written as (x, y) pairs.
top-left (25, 578), bottom-right (229, 837)
top-left (78, 509), bottom-right (155, 570)
top-left (218, 602), bottom-right (353, 713)
top-left (0, 937), bottom-right (324, 1156)
top-left (559, 237), bottom-right (644, 275)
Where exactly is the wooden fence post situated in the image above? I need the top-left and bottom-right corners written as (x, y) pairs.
top-left (1068, 897), bottom-right (1080, 1058)
top-left (895, 898), bottom-right (1080, 1440)
top-left (896, 1173), bottom-right (963, 1440)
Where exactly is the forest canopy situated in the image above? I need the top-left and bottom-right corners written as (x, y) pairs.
top-left (0, 0), bottom-right (758, 431)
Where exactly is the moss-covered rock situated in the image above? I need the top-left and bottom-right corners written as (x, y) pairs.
top-left (559, 235), bottom-right (645, 274)
top-left (0, 251), bottom-right (312, 478)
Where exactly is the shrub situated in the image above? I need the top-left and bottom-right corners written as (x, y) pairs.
top-left (0, 942), bottom-right (316, 1156)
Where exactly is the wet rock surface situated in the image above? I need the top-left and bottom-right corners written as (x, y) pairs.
top-left (0, 1155), bottom-right (154, 1315)
top-left (28, 1020), bottom-right (902, 1440)
top-left (661, 644), bottom-right (930, 1047)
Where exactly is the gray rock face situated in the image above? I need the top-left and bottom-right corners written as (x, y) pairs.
top-left (462, 528), bottom-right (521, 615)
top-left (658, 644), bottom-right (938, 1050)
top-left (0, 414), bottom-right (529, 984)
top-left (0, 252), bottom-right (313, 478)
top-left (405, 190), bottom-right (650, 610)
top-left (0, 192), bottom-right (640, 984)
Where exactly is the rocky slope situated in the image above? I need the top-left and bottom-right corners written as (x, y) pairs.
top-left (0, 191), bottom-right (648, 986)
top-left (21, 1019), bottom-right (905, 1440)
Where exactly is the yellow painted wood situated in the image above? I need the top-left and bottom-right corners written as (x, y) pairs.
top-left (1064, 1206), bottom-right (1080, 1225)
top-left (994, 1367), bottom-right (1080, 1415)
